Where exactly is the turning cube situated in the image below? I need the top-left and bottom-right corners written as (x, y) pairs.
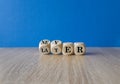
top-left (51, 40), bottom-right (62, 55)
top-left (39, 39), bottom-right (50, 55)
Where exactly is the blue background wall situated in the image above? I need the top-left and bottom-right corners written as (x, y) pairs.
top-left (0, 0), bottom-right (120, 47)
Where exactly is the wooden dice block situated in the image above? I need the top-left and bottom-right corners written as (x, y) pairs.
top-left (62, 42), bottom-right (74, 55)
top-left (39, 39), bottom-right (50, 55)
top-left (74, 42), bottom-right (86, 55)
top-left (51, 40), bottom-right (62, 55)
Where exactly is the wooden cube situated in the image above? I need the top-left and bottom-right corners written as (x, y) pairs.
top-left (74, 42), bottom-right (86, 55)
top-left (51, 40), bottom-right (62, 55)
top-left (39, 39), bottom-right (50, 55)
top-left (62, 42), bottom-right (74, 55)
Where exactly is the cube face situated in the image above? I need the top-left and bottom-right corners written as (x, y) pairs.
top-left (39, 39), bottom-right (50, 55)
top-left (39, 46), bottom-right (50, 55)
top-left (62, 42), bottom-right (74, 55)
top-left (39, 39), bottom-right (50, 45)
top-left (51, 40), bottom-right (62, 55)
top-left (74, 42), bottom-right (86, 55)
top-left (51, 46), bottom-right (62, 55)
top-left (51, 40), bottom-right (62, 45)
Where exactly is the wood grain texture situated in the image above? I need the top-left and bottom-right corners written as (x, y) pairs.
top-left (0, 48), bottom-right (120, 84)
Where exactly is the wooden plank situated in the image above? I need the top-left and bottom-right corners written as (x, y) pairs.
top-left (0, 47), bottom-right (120, 84)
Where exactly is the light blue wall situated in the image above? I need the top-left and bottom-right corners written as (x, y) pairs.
top-left (0, 0), bottom-right (120, 47)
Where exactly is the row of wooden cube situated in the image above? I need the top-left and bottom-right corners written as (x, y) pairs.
top-left (39, 39), bottom-right (86, 55)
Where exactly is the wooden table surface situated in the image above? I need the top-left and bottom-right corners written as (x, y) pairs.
top-left (0, 48), bottom-right (120, 84)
